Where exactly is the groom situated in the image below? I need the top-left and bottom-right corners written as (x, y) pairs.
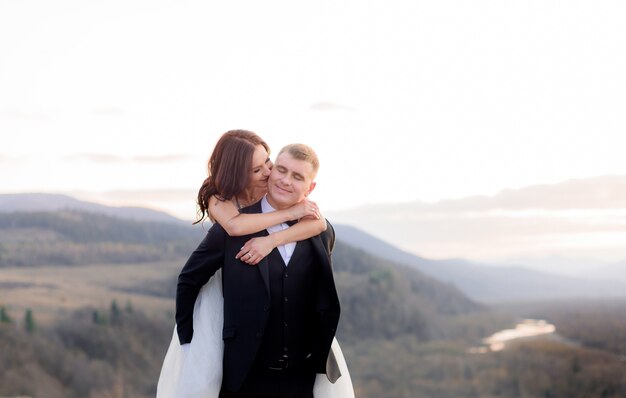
top-left (176, 144), bottom-right (341, 397)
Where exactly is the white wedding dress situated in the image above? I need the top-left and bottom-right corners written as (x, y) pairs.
top-left (157, 269), bottom-right (355, 398)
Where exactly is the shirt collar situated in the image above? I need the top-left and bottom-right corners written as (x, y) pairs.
top-left (261, 195), bottom-right (274, 214)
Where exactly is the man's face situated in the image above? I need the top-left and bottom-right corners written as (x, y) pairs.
top-left (266, 152), bottom-right (316, 209)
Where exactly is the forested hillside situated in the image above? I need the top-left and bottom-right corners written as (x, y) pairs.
top-left (2, 209), bottom-right (626, 397)
top-left (0, 209), bottom-right (494, 335)
top-left (0, 209), bottom-right (509, 397)
top-left (0, 306), bottom-right (171, 398)
top-left (3, 302), bottom-right (625, 398)
top-left (0, 210), bottom-right (202, 266)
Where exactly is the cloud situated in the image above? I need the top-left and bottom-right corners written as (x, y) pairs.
top-left (63, 153), bottom-right (190, 164)
top-left (64, 153), bottom-right (126, 163)
top-left (132, 155), bottom-right (190, 163)
top-left (100, 189), bottom-right (196, 202)
top-left (343, 175), bottom-right (626, 217)
top-left (470, 175), bottom-right (626, 211)
top-left (310, 101), bottom-right (353, 111)
top-left (0, 109), bottom-right (49, 121)
top-left (0, 153), bottom-right (28, 163)
top-left (71, 189), bottom-right (199, 221)
top-left (329, 175), bottom-right (626, 264)
top-left (92, 107), bottom-right (128, 116)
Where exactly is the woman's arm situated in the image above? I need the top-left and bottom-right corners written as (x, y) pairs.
top-left (236, 215), bottom-right (327, 265)
top-left (209, 195), bottom-right (319, 236)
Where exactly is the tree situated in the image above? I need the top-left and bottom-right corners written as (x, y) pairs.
top-left (0, 306), bottom-right (12, 324)
top-left (110, 299), bottom-right (121, 324)
top-left (24, 309), bottom-right (35, 333)
top-left (92, 310), bottom-right (106, 325)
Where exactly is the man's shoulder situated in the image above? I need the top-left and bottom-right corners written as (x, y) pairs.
top-left (203, 221), bottom-right (227, 241)
top-left (322, 219), bottom-right (335, 239)
top-left (239, 200), bottom-right (263, 215)
top-left (317, 219), bottom-right (335, 252)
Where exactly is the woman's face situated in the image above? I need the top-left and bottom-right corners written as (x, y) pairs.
top-left (248, 144), bottom-right (272, 191)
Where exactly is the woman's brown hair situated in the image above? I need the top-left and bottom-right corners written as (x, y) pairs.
top-left (194, 130), bottom-right (270, 224)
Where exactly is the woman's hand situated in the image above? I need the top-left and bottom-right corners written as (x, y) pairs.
top-left (288, 199), bottom-right (320, 221)
top-left (235, 236), bottom-right (276, 265)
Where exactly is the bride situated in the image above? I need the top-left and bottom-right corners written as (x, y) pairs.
top-left (157, 130), bottom-right (354, 398)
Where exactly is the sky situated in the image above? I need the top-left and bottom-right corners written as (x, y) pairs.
top-left (2, 0), bottom-right (626, 266)
top-left (329, 175), bottom-right (626, 276)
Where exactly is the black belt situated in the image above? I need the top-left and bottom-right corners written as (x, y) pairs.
top-left (268, 357), bottom-right (290, 370)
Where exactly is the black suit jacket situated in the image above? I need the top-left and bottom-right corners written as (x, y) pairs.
top-left (175, 200), bottom-right (341, 392)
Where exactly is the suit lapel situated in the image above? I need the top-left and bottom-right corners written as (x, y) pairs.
top-left (242, 200), bottom-right (271, 296)
top-left (257, 249), bottom-right (271, 297)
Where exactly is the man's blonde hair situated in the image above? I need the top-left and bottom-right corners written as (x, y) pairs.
top-left (277, 143), bottom-right (319, 176)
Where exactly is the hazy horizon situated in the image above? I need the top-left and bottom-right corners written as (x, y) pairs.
top-left (3, 173), bottom-right (626, 280)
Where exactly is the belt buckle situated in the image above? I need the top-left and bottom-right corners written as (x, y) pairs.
top-left (269, 358), bottom-right (289, 370)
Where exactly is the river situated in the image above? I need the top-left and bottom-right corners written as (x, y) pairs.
top-left (469, 319), bottom-right (556, 354)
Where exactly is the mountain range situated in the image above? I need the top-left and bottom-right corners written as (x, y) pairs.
top-left (2, 192), bottom-right (626, 303)
top-left (332, 224), bottom-right (626, 302)
top-left (327, 174), bottom-right (626, 279)
top-left (0, 193), bottom-right (182, 223)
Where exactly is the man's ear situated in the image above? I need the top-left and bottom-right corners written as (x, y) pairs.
top-left (306, 181), bottom-right (317, 196)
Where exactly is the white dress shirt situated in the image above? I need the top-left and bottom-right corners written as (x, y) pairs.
top-left (261, 196), bottom-right (296, 265)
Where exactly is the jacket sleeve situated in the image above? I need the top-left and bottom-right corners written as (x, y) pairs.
top-left (175, 222), bottom-right (226, 344)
